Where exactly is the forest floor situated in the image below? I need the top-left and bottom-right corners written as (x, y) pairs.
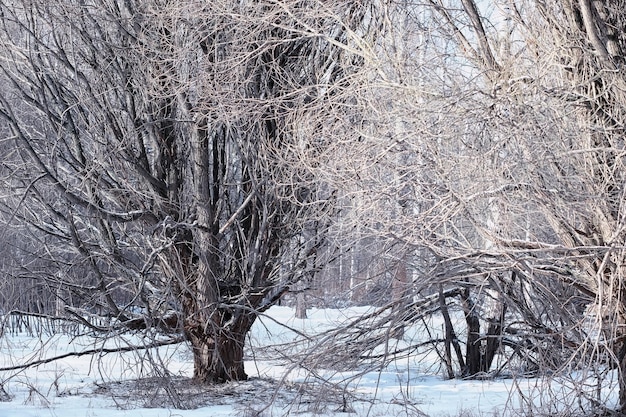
top-left (0, 306), bottom-right (618, 416)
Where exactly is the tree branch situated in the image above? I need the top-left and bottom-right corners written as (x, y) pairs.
top-left (0, 337), bottom-right (185, 372)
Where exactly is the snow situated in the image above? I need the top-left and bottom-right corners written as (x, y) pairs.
top-left (0, 306), bottom-right (619, 416)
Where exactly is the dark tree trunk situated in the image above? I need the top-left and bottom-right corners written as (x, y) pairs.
top-left (482, 306), bottom-right (505, 373)
top-left (461, 288), bottom-right (504, 377)
top-left (185, 310), bottom-right (256, 383)
top-left (439, 285), bottom-right (465, 378)
top-left (463, 300), bottom-right (482, 376)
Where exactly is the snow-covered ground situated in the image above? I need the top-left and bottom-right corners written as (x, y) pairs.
top-left (0, 306), bottom-right (619, 416)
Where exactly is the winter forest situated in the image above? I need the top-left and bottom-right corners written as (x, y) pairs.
top-left (0, 0), bottom-right (624, 416)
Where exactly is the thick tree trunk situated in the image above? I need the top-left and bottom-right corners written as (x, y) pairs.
top-left (185, 312), bottom-right (256, 383)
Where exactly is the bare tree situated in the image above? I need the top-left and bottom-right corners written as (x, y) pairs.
top-left (0, 0), bottom-right (378, 383)
top-left (303, 2), bottom-right (626, 408)
top-left (324, 0), bottom-right (626, 410)
top-left (505, 1), bottom-right (626, 409)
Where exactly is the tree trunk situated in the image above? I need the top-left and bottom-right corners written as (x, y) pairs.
top-left (482, 296), bottom-right (506, 374)
top-left (461, 288), bottom-right (482, 376)
top-left (460, 287), bottom-right (505, 377)
top-left (295, 292), bottom-right (308, 320)
top-left (439, 285), bottom-right (465, 378)
top-left (390, 254), bottom-right (410, 339)
top-left (482, 321), bottom-right (501, 373)
top-left (185, 311), bottom-right (255, 383)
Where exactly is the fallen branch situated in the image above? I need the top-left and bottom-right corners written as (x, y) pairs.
top-left (0, 337), bottom-right (185, 372)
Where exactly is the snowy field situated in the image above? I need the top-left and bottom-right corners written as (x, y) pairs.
top-left (0, 306), bottom-right (619, 416)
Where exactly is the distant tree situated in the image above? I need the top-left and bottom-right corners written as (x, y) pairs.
top-left (0, 0), bottom-right (378, 383)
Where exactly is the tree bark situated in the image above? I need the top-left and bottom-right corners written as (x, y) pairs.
top-left (185, 309), bottom-right (256, 383)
